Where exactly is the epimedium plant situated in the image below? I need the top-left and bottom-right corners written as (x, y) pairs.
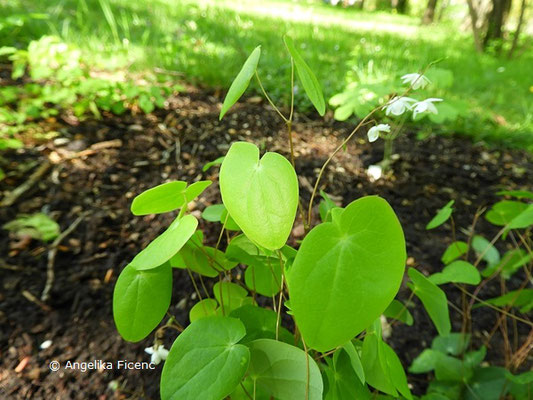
top-left (111, 36), bottom-right (528, 400)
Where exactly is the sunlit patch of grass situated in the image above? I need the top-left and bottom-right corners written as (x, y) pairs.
top-left (1, 0), bottom-right (531, 149)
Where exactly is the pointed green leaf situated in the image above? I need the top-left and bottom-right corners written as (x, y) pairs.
top-left (507, 204), bottom-right (533, 230)
top-left (325, 350), bottom-right (371, 400)
top-left (131, 215), bottom-right (198, 270)
top-left (342, 341), bottom-right (365, 384)
top-left (441, 241), bottom-right (468, 265)
top-left (284, 36), bottom-right (325, 115)
top-left (432, 333), bottom-right (470, 356)
top-left (288, 196), bottom-right (406, 352)
top-left (409, 349), bottom-right (441, 373)
top-left (426, 200), bottom-right (454, 230)
top-left (383, 299), bottom-right (414, 326)
top-left (429, 260), bottom-right (481, 285)
top-left (497, 190), bottom-right (533, 200)
top-left (161, 317), bottom-right (250, 400)
top-left (247, 339), bottom-right (323, 400)
top-left (113, 262), bottom-right (172, 342)
top-left (219, 46), bottom-right (261, 120)
top-left (361, 325), bottom-right (397, 396)
top-left (408, 268), bottom-right (451, 336)
top-left (202, 156), bottom-right (225, 172)
top-left (483, 289), bottom-right (533, 313)
top-left (219, 142), bottom-right (298, 250)
top-left (184, 180), bottom-right (212, 202)
top-left (230, 304), bottom-right (293, 343)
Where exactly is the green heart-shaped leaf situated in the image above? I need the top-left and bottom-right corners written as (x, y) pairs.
top-left (429, 260), bottom-right (481, 285)
top-left (113, 262), bottom-right (172, 342)
top-left (131, 214), bottom-right (198, 270)
top-left (161, 317), bottom-right (250, 400)
top-left (219, 46), bottom-right (261, 120)
top-left (287, 196), bottom-right (406, 352)
top-left (247, 339), bottom-right (323, 400)
top-left (219, 142), bottom-right (298, 250)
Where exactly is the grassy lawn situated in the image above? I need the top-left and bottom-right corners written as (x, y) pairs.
top-left (2, 0), bottom-right (532, 149)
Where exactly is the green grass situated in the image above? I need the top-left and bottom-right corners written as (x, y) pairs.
top-left (2, 0), bottom-right (532, 149)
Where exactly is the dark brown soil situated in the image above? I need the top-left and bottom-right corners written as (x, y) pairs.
top-left (1, 88), bottom-right (532, 399)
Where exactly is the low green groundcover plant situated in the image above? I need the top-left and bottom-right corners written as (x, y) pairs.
top-left (113, 37), bottom-right (532, 399)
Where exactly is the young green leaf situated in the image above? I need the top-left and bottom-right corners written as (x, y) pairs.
top-left (213, 281), bottom-right (250, 314)
top-left (485, 200), bottom-right (528, 226)
top-left (160, 317), bottom-right (250, 400)
top-left (482, 289), bottom-right (533, 313)
top-left (202, 156), bottom-right (225, 172)
top-left (131, 180), bottom-right (210, 215)
top-left (113, 262), bottom-right (172, 342)
top-left (409, 349), bottom-right (441, 374)
top-left (325, 350), bottom-right (371, 400)
top-left (284, 36), bottom-right (325, 115)
top-left (247, 338), bottom-right (323, 400)
top-left (497, 189), bottom-right (533, 200)
top-left (219, 142), bottom-right (298, 250)
top-left (482, 249), bottom-right (531, 278)
top-left (507, 204), bottom-right (533, 230)
top-left (341, 341), bottom-right (365, 384)
top-left (408, 268), bottom-right (451, 336)
top-left (432, 333), bottom-right (470, 356)
top-left (229, 305), bottom-right (292, 343)
top-left (441, 241), bottom-right (468, 265)
top-left (189, 298), bottom-right (218, 322)
top-left (130, 214), bottom-right (198, 270)
top-left (219, 46), bottom-right (261, 120)
top-left (244, 257), bottom-right (282, 297)
top-left (472, 235), bottom-right (500, 267)
top-left (201, 204), bottom-right (225, 222)
top-left (288, 196), bottom-right (406, 352)
top-left (428, 260), bottom-right (481, 285)
top-left (426, 200), bottom-right (454, 230)
top-left (383, 299), bottom-right (414, 326)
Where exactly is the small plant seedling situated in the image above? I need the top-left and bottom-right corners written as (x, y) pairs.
top-left (112, 37), bottom-right (533, 399)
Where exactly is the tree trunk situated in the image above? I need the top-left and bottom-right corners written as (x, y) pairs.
top-left (396, 0), bottom-right (408, 13)
top-left (466, 0), bottom-right (484, 52)
top-left (508, 0), bottom-right (527, 58)
top-left (422, 0), bottom-right (439, 24)
top-left (483, 0), bottom-right (512, 50)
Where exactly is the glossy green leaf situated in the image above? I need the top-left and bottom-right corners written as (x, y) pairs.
top-left (230, 305), bottom-right (293, 343)
top-left (247, 339), bottom-right (323, 400)
top-left (483, 289), bottom-right (533, 313)
top-left (219, 142), bottom-right (298, 250)
top-left (441, 241), bottom-right (468, 265)
top-left (325, 350), bottom-right (371, 400)
top-left (244, 257), bottom-right (282, 297)
top-left (131, 181), bottom-right (187, 215)
top-left (383, 299), bottom-right (414, 326)
top-left (130, 215), bottom-right (197, 270)
top-left (383, 342), bottom-right (413, 400)
top-left (113, 262), bottom-right (171, 342)
top-left (160, 317), bottom-right (249, 400)
top-left (408, 268), bottom-right (451, 336)
top-left (409, 349), bottom-right (441, 373)
top-left (189, 298), bottom-right (218, 322)
top-left (342, 341), bottom-right (365, 384)
top-left (482, 249), bottom-right (532, 279)
top-left (485, 200), bottom-right (527, 226)
top-left (361, 324), bottom-right (397, 396)
top-left (213, 281), bottom-right (250, 314)
top-left (219, 46), bottom-right (261, 119)
top-left (201, 204), bottom-right (225, 222)
top-left (507, 204), bottom-right (533, 230)
top-left (497, 189), bottom-right (533, 199)
top-left (429, 260), bottom-right (481, 285)
top-left (472, 235), bottom-right (500, 267)
top-left (288, 196), bottom-right (406, 352)
top-left (432, 333), bottom-right (470, 356)
top-left (202, 156), bottom-right (225, 172)
top-left (426, 200), bottom-right (454, 230)
top-left (184, 180), bottom-right (212, 202)
top-left (284, 36), bottom-right (325, 115)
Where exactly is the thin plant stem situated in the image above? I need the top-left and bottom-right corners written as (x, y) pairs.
top-left (255, 72), bottom-right (287, 122)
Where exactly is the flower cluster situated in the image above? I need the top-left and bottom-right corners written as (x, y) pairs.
top-left (145, 344), bottom-right (169, 365)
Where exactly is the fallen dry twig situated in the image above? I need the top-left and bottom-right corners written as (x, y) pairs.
top-left (0, 161), bottom-right (52, 208)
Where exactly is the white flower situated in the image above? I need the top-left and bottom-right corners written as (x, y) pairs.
top-left (367, 165), bottom-right (382, 181)
top-left (40, 340), bottom-right (53, 350)
top-left (145, 345), bottom-right (169, 365)
top-left (401, 73), bottom-right (431, 90)
top-left (367, 124), bottom-right (391, 142)
top-left (383, 96), bottom-right (417, 116)
top-left (412, 98), bottom-right (443, 119)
